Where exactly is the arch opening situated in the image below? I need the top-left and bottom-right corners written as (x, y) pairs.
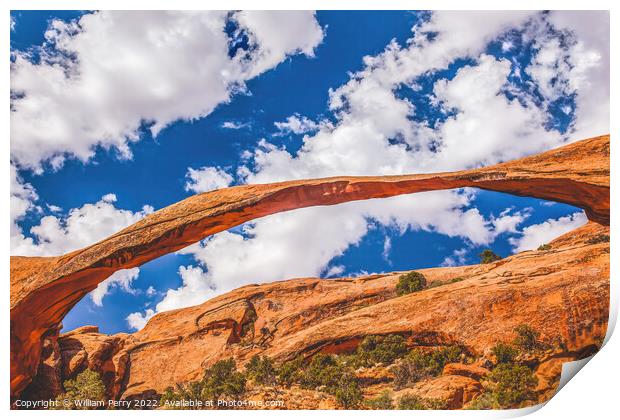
top-left (60, 189), bottom-right (585, 336)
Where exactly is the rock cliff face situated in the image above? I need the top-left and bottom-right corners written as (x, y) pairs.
top-left (11, 134), bottom-right (610, 402)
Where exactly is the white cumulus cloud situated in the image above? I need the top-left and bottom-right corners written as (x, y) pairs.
top-left (11, 194), bottom-right (153, 257)
top-left (127, 308), bottom-right (155, 331)
top-left (235, 11), bottom-right (324, 78)
top-left (9, 9), bottom-right (325, 276)
top-left (10, 11), bottom-right (324, 172)
top-left (543, 11), bottom-right (609, 140)
top-left (441, 248), bottom-right (468, 267)
top-left (10, 164), bottom-right (40, 256)
top-left (185, 166), bottom-right (234, 193)
top-left (221, 121), bottom-right (250, 130)
top-left (509, 212), bottom-right (588, 252)
top-left (9, 9), bottom-right (325, 327)
top-left (274, 114), bottom-right (321, 135)
top-left (90, 268), bottom-right (141, 306)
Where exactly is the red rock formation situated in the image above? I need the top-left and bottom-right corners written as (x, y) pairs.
top-left (10, 134), bottom-right (610, 400)
top-left (442, 363), bottom-right (490, 380)
top-left (393, 375), bottom-right (484, 408)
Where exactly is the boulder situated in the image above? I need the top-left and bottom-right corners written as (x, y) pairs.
top-left (395, 375), bottom-right (483, 409)
top-left (442, 363), bottom-right (490, 380)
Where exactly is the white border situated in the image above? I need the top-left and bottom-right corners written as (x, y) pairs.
top-left (2, 1), bottom-right (617, 418)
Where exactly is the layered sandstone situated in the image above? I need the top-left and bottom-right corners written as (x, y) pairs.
top-left (11, 134), bottom-right (610, 400)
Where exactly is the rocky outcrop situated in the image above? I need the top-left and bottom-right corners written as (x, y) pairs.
top-left (442, 363), bottom-right (490, 380)
top-left (394, 375), bottom-right (484, 409)
top-left (10, 134), bottom-right (610, 399)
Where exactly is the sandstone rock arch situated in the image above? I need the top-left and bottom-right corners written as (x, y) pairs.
top-left (10, 134), bottom-right (609, 399)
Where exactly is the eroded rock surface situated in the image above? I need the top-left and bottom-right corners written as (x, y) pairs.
top-left (393, 375), bottom-right (484, 409)
top-left (11, 135), bottom-right (610, 400)
top-left (442, 363), bottom-right (491, 380)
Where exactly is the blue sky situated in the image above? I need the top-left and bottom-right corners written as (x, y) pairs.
top-left (10, 11), bottom-right (609, 334)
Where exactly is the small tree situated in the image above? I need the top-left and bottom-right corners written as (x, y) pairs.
top-left (487, 364), bottom-right (538, 408)
top-left (356, 334), bottom-right (408, 366)
top-left (201, 359), bottom-right (246, 401)
top-left (365, 390), bottom-right (394, 409)
top-left (54, 368), bottom-right (105, 410)
top-left (586, 234), bottom-right (610, 245)
top-left (299, 354), bottom-right (343, 390)
top-left (392, 346), bottom-right (463, 388)
top-left (159, 359), bottom-right (247, 410)
top-left (479, 249), bottom-right (501, 264)
top-left (397, 393), bottom-right (446, 410)
top-left (397, 393), bottom-right (426, 410)
top-left (160, 382), bottom-right (206, 410)
top-left (294, 353), bottom-right (363, 408)
top-left (333, 374), bottom-right (363, 409)
top-left (245, 355), bottom-right (277, 386)
top-left (277, 356), bottom-right (304, 386)
top-left (491, 342), bottom-right (519, 364)
top-left (513, 324), bottom-right (541, 352)
top-left (467, 391), bottom-right (500, 410)
top-left (396, 272), bottom-right (427, 296)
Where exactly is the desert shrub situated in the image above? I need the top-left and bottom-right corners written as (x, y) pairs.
top-left (245, 355), bottom-right (277, 386)
top-left (466, 391), bottom-right (500, 410)
top-left (391, 359), bottom-right (420, 388)
top-left (160, 382), bottom-right (207, 410)
top-left (537, 244), bottom-right (551, 251)
top-left (54, 368), bottom-right (106, 410)
top-left (202, 359), bottom-right (246, 401)
top-left (513, 324), bottom-right (541, 352)
top-left (354, 334), bottom-right (409, 367)
top-left (397, 393), bottom-right (447, 410)
top-left (277, 356), bottom-right (304, 386)
top-left (479, 249), bottom-right (501, 264)
top-left (396, 271), bottom-right (427, 296)
top-left (160, 359), bottom-right (246, 409)
top-left (299, 354), bottom-right (344, 390)
top-left (586, 234), bottom-right (610, 245)
top-left (397, 394), bottom-right (426, 410)
top-left (160, 386), bottom-right (181, 408)
top-left (296, 354), bottom-right (363, 408)
top-left (435, 345), bottom-right (463, 365)
top-left (392, 346), bottom-right (463, 388)
top-left (333, 373), bottom-right (363, 409)
top-left (491, 342), bottom-right (518, 364)
top-left (425, 398), bottom-right (449, 410)
top-left (160, 386), bottom-right (178, 404)
top-left (365, 390), bottom-right (394, 409)
top-left (428, 277), bottom-right (464, 289)
top-left (486, 363), bottom-right (538, 408)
